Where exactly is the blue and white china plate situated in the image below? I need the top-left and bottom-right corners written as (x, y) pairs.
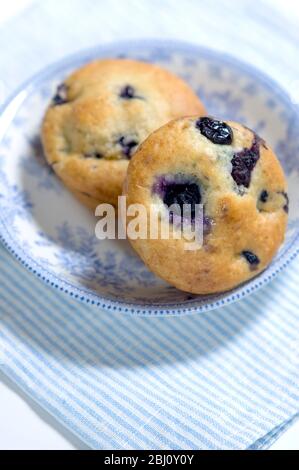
top-left (0, 40), bottom-right (299, 316)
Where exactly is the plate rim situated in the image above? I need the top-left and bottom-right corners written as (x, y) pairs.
top-left (0, 38), bottom-right (299, 316)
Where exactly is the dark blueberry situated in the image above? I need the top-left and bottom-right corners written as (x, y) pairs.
top-left (203, 216), bottom-right (214, 236)
top-left (120, 85), bottom-right (136, 99)
top-left (118, 136), bottom-right (138, 158)
top-left (52, 84), bottom-right (68, 106)
top-left (152, 176), bottom-right (168, 199)
top-left (242, 250), bottom-right (260, 269)
top-left (231, 135), bottom-right (261, 188)
top-left (196, 117), bottom-right (233, 145)
top-left (153, 175), bottom-right (216, 235)
top-left (163, 182), bottom-right (201, 221)
top-left (260, 190), bottom-right (269, 203)
top-left (280, 191), bottom-right (289, 213)
top-left (84, 152), bottom-right (103, 159)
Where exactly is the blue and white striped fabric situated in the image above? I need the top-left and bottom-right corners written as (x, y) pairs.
top-left (1, 246), bottom-right (299, 449)
top-left (0, 0), bottom-right (298, 450)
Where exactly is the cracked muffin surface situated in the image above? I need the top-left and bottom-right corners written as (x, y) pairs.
top-left (41, 59), bottom-right (205, 208)
top-left (124, 116), bottom-right (288, 294)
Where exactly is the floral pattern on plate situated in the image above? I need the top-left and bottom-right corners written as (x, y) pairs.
top-left (0, 40), bottom-right (298, 314)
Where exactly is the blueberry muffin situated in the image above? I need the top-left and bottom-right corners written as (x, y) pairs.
top-left (124, 117), bottom-right (288, 294)
top-left (41, 59), bottom-right (205, 208)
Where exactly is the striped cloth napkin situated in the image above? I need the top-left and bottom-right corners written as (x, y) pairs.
top-left (0, 0), bottom-right (298, 449)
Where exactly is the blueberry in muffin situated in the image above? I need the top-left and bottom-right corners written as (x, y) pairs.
top-left (42, 59), bottom-right (206, 208)
top-left (124, 116), bottom-right (288, 294)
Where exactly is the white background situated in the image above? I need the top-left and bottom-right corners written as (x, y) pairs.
top-left (0, 0), bottom-right (298, 450)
